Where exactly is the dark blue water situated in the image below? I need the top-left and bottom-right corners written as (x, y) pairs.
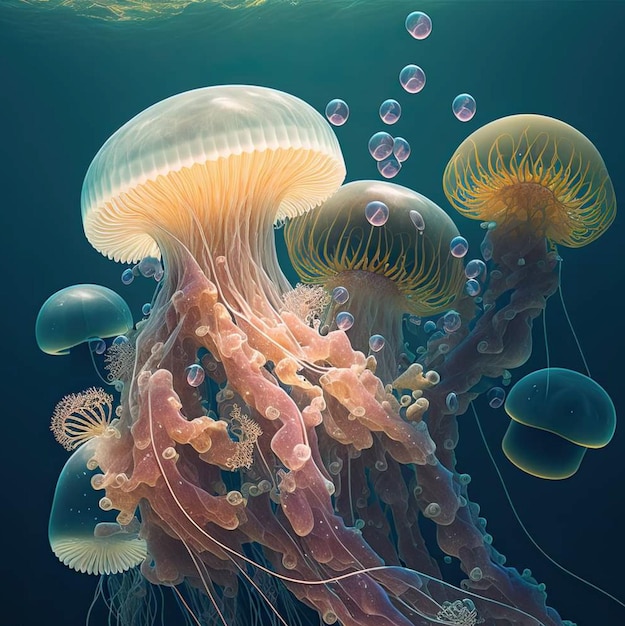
top-left (1, 1), bottom-right (623, 625)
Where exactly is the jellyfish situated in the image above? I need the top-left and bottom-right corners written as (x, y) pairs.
top-left (284, 180), bottom-right (465, 382)
top-left (503, 367), bottom-right (616, 479)
top-left (48, 438), bottom-right (147, 575)
top-left (70, 84), bottom-right (473, 626)
top-left (36, 284), bottom-right (133, 356)
top-left (81, 85), bottom-right (345, 321)
top-left (386, 113), bottom-right (617, 620)
top-left (435, 114), bottom-right (616, 403)
top-left (41, 88), bottom-right (617, 626)
top-left (442, 113), bottom-right (616, 263)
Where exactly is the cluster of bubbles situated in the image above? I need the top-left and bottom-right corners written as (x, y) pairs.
top-left (120, 257), bottom-right (164, 321)
top-left (332, 283), bottom-right (387, 356)
top-left (367, 132), bottom-right (410, 179)
top-left (464, 258), bottom-right (486, 296)
top-left (120, 256), bottom-right (164, 285)
top-left (324, 10), bottom-right (476, 186)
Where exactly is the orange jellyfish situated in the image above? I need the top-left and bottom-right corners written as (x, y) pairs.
top-left (443, 113), bottom-right (616, 263)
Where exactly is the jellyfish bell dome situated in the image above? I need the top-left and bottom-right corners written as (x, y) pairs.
top-left (285, 180), bottom-right (465, 317)
top-left (443, 114), bottom-right (616, 248)
top-left (503, 367), bottom-right (616, 479)
top-left (35, 284), bottom-right (133, 356)
top-left (81, 84), bottom-right (346, 265)
top-left (284, 179), bottom-right (465, 382)
top-left (49, 439), bottom-right (147, 575)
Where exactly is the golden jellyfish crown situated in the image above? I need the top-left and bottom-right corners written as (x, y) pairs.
top-left (443, 114), bottom-right (616, 247)
top-left (284, 180), bottom-right (465, 316)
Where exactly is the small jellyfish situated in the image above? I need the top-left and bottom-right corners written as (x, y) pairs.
top-left (325, 99), bottom-right (349, 126)
top-left (377, 156), bottom-right (401, 179)
top-left (393, 137), bottom-right (411, 162)
top-left (369, 334), bottom-right (385, 352)
top-left (49, 440), bottom-right (147, 575)
top-left (36, 284), bottom-right (133, 356)
top-left (424, 320), bottom-right (436, 333)
top-left (186, 364), bottom-right (206, 387)
top-left (332, 286), bottom-right (350, 304)
top-left (450, 235), bottom-right (469, 258)
top-left (399, 64), bottom-right (426, 94)
top-left (365, 201), bottom-right (390, 226)
top-left (368, 131), bottom-right (395, 161)
top-left (405, 11), bottom-right (432, 40)
top-left (503, 368), bottom-right (616, 479)
top-left (141, 302), bottom-right (152, 316)
top-left (379, 99), bottom-right (402, 124)
top-left (336, 311), bottom-right (355, 331)
top-left (452, 93), bottom-right (477, 122)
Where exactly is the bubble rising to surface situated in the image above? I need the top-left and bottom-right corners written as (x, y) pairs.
top-left (325, 99), bottom-right (349, 126)
top-left (405, 11), bottom-right (432, 40)
top-left (379, 99), bottom-right (402, 124)
top-left (452, 93), bottom-right (477, 122)
top-left (399, 64), bottom-right (426, 94)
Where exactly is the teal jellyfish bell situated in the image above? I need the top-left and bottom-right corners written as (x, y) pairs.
top-left (49, 439), bottom-right (147, 575)
top-left (503, 367), bottom-right (616, 479)
top-left (36, 284), bottom-right (133, 355)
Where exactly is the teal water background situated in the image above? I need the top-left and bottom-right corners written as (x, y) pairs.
top-left (1, 1), bottom-right (624, 624)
